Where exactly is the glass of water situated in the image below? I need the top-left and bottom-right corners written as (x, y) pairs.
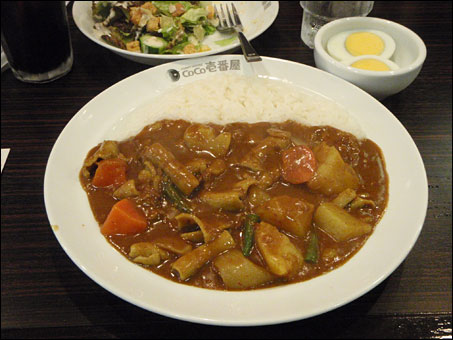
top-left (300, 1), bottom-right (374, 49)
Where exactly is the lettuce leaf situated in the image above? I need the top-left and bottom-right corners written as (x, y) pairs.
top-left (203, 23), bottom-right (217, 35)
top-left (164, 40), bottom-right (190, 54)
top-left (92, 1), bottom-right (112, 22)
top-left (152, 1), bottom-right (194, 16)
top-left (181, 8), bottom-right (208, 25)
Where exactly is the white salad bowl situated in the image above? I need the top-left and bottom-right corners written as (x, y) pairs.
top-left (72, 1), bottom-right (279, 65)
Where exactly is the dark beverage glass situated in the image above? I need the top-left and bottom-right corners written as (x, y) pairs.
top-left (1, 1), bottom-right (73, 83)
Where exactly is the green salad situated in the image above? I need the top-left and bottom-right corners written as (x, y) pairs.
top-left (92, 1), bottom-right (219, 55)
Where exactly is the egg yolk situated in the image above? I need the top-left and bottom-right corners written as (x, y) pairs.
top-left (345, 32), bottom-right (385, 56)
top-left (350, 59), bottom-right (391, 71)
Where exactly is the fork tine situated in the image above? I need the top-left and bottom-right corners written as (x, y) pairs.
top-left (231, 3), bottom-right (243, 29)
top-left (225, 4), bottom-right (235, 27)
top-left (215, 4), bottom-right (226, 28)
top-left (220, 4), bottom-right (229, 26)
top-left (216, 2), bottom-right (261, 62)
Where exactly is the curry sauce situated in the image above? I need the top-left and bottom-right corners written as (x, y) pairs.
top-left (80, 119), bottom-right (388, 290)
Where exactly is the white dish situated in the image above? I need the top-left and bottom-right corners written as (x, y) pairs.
top-left (314, 17), bottom-right (426, 100)
top-left (72, 1), bottom-right (279, 65)
top-left (44, 55), bottom-right (428, 326)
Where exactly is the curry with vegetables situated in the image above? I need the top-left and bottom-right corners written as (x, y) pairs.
top-left (80, 119), bottom-right (388, 290)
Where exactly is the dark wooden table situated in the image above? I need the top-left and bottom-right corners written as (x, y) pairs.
top-left (2, 1), bottom-right (451, 339)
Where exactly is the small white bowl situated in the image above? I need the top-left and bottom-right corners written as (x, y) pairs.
top-left (314, 17), bottom-right (427, 99)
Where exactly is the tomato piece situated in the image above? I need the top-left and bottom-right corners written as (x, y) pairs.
top-left (281, 145), bottom-right (317, 184)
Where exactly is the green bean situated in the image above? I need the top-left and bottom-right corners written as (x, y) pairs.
top-left (305, 231), bottom-right (319, 263)
top-left (242, 214), bottom-right (260, 257)
top-left (162, 178), bottom-right (192, 213)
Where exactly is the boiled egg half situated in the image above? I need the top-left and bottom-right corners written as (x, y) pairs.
top-left (327, 29), bottom-right (396, 65)
top-left (342, 55), bottom-right (399, 71)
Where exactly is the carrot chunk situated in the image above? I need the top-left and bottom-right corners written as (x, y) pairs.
top-left (281, 145), bottom-right (317, 184)
top-left (92, 158), bottom-right (127, 187)
top-left (101, 199), bottom-right (147, 236)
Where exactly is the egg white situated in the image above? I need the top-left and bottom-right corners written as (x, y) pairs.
top-left (327, 29), bottom-right (396, 62)
top-left (342, 55), bottom-right (400, 71)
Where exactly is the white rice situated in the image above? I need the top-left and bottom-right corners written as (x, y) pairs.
top-left (127, 74), bottom-right (365, 139)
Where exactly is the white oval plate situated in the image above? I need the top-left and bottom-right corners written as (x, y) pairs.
top-left (44, 55), bottom-right (428, 326)
top-left (72, 1), bottom-right (279, 65)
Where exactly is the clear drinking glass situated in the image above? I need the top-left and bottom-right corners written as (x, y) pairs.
top-left (1, 1), bottom-right (73, 83)
top-left (300, 1), bottom-right (374, 49)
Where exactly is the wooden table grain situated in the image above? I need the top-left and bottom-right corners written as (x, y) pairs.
top-left (1, 1), bottom-right (451, 339)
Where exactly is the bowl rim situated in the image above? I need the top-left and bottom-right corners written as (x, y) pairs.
top-left (314, 16), bottom-right (427, 78)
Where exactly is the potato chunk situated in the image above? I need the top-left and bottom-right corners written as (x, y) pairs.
top-left (307, 142), bottom-right (359, 196)
top-left (184, 124), bottom-right (231, 157)
top-left (255, 195), bottom-right (314, 238)
top-left (213, 250), bottom-right (275, 289)
top-left (314, 202), bottom-right (372, 242)
top-left (255, 222), bottom-right (304, 278)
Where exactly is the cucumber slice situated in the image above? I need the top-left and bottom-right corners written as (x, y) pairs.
top-left (140, 35), bottom-right (168, 54)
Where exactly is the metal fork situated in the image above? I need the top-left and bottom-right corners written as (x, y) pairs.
top-left (214, 3), bottom-right (262, 62)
